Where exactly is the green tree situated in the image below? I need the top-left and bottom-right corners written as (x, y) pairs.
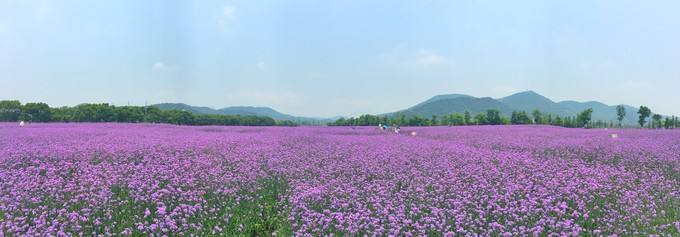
top-left (143, 106), bottom-right (164, 123)
top-left (50, 107), bottom-right (74, 122)
top-left (0, 100), bottom-right (284, 126)
top-left (398, 114), bottom-right (406, 126)
top-left (576, 108), bottom-right (593, 128)
top-left (161, 110), bottom-right (194, 125)
top-left (637, 106), bottom-right (651, 127)
top-left (664, 117), bottom-right (672, 129)
top-left (115, 106), bottom-right (144, 123)
top-left (486, 109), bottom-right (502, 125)
top-left (511, 111), bottom-right (531, 124)
top-left (22, 102), bottom-right (52, 122)
top-left (474, 113), bottom-right (487, 125)
top-left (532, 110), bottom-right (543, 124)
top-left (407, 116), bottom-right (428, 126)
top-left (463, 111), bottom-right (471, 125)
top-left (616, 105), bottom-right (626, 127)
top-left (552, 115), bottom-right (563, 126)
top-left (450, 113), bottom-right (465, 126)
top-left (652, 114), bottom-right (662, 129)
top-left (0, 100), bottom-right (22, 121)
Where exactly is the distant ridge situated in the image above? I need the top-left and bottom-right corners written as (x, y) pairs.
top-left (385, 91), bottom-right (642, 125)
top-left (154, 91), bottom-right (649, 125)
top-left (153, 103), bottom-right (334, 124)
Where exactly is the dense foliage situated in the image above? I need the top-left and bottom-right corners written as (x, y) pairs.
top-left (1, 124), bottom-right (679, 236)
top-left (0, 100), bottom-right (295, 126)
top-left (331, 108), bottom-right (680, 129)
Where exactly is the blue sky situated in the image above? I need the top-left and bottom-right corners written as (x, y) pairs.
top-left (1, 0), bottom-right (679, 117)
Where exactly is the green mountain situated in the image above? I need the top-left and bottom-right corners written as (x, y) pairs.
top-left (388, 97), bottom-right (513, 118)
top-left (217, 106), bottom-right (298, 121)
top-left (557, 101), bottom-right (639, 125)
top-left (153, 103), bottom-right (333, 124)
top-left (153, 103), bottom-right (217, 115)
top-left (499, 91), bottom-right (570, 116)
top-left (386, 91), bottom-right (643, 125)
top-left (154, 91), bottom-right (649, 126)
top-left (410, 94), bottom-right (475, 108)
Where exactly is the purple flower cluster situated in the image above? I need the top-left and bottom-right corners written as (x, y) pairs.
top-left (1, 123), bottom-right (679, 236)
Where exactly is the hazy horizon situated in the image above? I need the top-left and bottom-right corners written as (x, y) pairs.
top-left (2, 0), bottom-right (679, 117)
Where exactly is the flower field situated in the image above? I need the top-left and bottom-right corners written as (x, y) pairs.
top-left (1, 123), bottom-right (679, 236)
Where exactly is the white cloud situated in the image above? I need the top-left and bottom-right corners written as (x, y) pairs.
top-left (222, 6), bottom-right (236, 18)
top-left (217, 6), bottom-right (237, 26)
top-left (379, 46), bottom-right (449, 67)
top-left (151, 62), bottom-right (176, 72)
top-left (256, 62), bottom-right (265, 70)
top-left (36, 0), bottom-right (51, 21)
top-left (414, 49), bottom-right (447, 66)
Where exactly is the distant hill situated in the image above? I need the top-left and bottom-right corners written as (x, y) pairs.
top-left (410, 94), bottom-right (475, 108)
top-left (498, 91), bottom-right (570, 116)
top-left (153, 103), bottom-right (217, 115)
top-left (153, 103), bottom-right (333, 124)
top-left (154, 91), bottom-right (650, 125)
top-left (385, 91), bottom-right (644, 125)
top-left (557, 101), bottom-right (639, 125)
top-left (387, 97), bottom-right (513, 118)
top-left (217, 106), bottom-right (298, 121)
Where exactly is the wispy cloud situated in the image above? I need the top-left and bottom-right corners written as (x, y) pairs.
top-left (217, 5), bottom-right (237, 26)
top-left (379, 46), bottom-right (449, 67)
top-left (256, 62), bottom-right (265, 70)
top-left (36, 0), bottom-right (51, 21)
top-left (414, 49), bottom-right (447, 66)
top-left (151, 62), bottom-right (177, 73)
top-left (222, 6), bottom-right (236, 18)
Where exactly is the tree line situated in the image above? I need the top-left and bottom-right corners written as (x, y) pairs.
top-left (633, 105), bottom-right (679, 129)
top-left (0, 100), bottom-right (297, 126)
top-left (330, 106), bottom-right (680, 129)
top-left (329, 108), bottom-right (595, 128)
top-left (2, 100), bottom-right (677, 129)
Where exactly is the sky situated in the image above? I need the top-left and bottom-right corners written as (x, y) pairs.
top-left (1, 0), bottom-right (679, 117)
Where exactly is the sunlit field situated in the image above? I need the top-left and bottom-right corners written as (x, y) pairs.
top-left (1, 123), bottom-right (679, 236)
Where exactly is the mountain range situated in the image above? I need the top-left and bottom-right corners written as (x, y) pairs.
top-left (154, 91), bottom-right (644, 125)
top-left (384, 91), bottom-right (641, 125)
top-left (153, 103), bottom-right (335, 124)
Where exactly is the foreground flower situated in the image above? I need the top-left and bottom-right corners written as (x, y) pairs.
top-left (0, 123), bottom-right (678, 236)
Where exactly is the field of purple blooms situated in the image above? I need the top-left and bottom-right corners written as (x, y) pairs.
top-left (1, 123), bottom-right (679, 236)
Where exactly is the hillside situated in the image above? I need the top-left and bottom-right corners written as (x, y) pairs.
top-left (386, 91), bottom-right (643, 125)
top-left (153, 103), bottom-right (332, 124)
